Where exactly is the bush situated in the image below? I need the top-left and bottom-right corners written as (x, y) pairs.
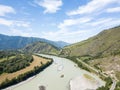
top-left (97, 77), bottom-right (112, 90)
top-left (115, 81), bottom-right (120, 90)
top-left (0, 54), bottom-right (33, 74)
top-left (66, 56), bottom-right (90, 72)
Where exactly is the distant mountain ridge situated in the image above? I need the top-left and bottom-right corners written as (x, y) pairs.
top-left (0, 34), bottom-right (69, 50)
top-left (60, 26), bottom-right (120, 57)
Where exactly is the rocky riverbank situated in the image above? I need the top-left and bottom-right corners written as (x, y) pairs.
top-left (70, 74), bottom-right (103, 90)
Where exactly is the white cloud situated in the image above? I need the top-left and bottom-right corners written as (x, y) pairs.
top-left (1, 0), bottom-right (119, 43)
top-left (67, 0), bottom-right (119, 16)
top-left (13, 21), bottom-right (30, 28)
top-left (90, 18), bottom-right (113, 26)
top-left (42, 17), bottom-right (120, 43)
top-left (42, 29), bottom-right (89, 43)
top-left (0, 18), bottom-right (13, 26)
top-left (10, 29), bottom-right (30, 36)
top-left (58, 17), bottom-right (92, 29)
top-left (0, 5), bottom-right (15, 16)
top-left (0, 18), bottom-right (30, 28)
top-left (9, 28), bottom-right (40, 38)
top-left (87, 18), bottom-right (120, 31)
top-left (106, 7), bottom-right (120, 13)
top-left (51, 0), bottom-right (120, 43)
top-left (34, 0), bottom-right (62, 13)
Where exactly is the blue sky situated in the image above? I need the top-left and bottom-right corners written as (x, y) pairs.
top-left (0, 0), bottom-right (120, 43)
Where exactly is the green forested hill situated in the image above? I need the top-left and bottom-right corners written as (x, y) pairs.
top-left (23, 41), bottom-right (59, 55)
top-left (60, 26), bottom-right (120, 58)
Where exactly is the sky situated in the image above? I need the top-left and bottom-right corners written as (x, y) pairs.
top-left (0, 0), bottom-right (120, 43)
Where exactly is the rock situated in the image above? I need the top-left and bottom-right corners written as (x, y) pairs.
top-left (39, 85), bottom-right (46, 90)
top-left (61, 74), bottom-right (64, 78)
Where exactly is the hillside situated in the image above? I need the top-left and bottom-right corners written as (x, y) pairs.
top-left (60, 26), bottom-right (120, 58)
top-left (60, 26), bottom-right (120, 82)
top-left (0, 34), bottom-right (69, 50)
top-left (23, 41), bottom-right (59, 55)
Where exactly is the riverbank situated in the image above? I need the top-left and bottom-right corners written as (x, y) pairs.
top-left (70, 75), bottom-right (101, 90)
top-left (66, 57), bottom-right (115, 90)
top-left (0, 55), bottom-right (53, 89)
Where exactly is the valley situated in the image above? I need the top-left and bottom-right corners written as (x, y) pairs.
top-left (1, 0), bottom-right (120, 89)
top-left (6, 54), bottom-right (105, 90)
top-left (0, 26), bottom-right (120, 90)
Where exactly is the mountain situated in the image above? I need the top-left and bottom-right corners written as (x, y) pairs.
top-left (54, 41), bottom-right (70, 48)
top-left (23, 41), bottom-right (59, 55)
top-left (60, 26), bottom-right (120, 58)
top-left (0, 34), bottom-right (69, 50)
top-left (60, 26), bottom-right (120, 81)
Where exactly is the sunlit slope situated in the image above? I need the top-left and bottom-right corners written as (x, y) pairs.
top-left (60, 26), bottom-right (120, 57)
top-left (23, 41), bottom-right (59, 55)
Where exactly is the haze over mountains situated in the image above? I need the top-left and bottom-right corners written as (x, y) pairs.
top-left (0, 34), bottom-right (69, 50)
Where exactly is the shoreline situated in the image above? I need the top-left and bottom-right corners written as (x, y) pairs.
top-left (0, 55), bottom-right (53, 90)
top-left (4, 74), bottom-right (37, 90)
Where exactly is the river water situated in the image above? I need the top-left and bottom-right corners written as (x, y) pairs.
top-left (6, 54), bottom-right (105, 90)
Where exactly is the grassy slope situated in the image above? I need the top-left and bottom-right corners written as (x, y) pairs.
top-left (88, 55), bottom-right (120, 80)
top-left (60, 26), bottom-right (120, 80)
top-left (60, 26), bottom-right (120, 57)
top-left (23, 41), bottom-right (60, 55)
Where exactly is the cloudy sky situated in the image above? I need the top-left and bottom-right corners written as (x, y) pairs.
top-left (0, 0), bottom-right (120, 43)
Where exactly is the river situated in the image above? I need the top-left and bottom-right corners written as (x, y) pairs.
top-left (6, 54), bottom-right (105, 90)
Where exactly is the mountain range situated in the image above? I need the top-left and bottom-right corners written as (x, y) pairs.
top-left (0, 34), bottom-right (69, 50)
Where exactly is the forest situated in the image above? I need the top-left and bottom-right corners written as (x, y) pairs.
top-left (0, 50), bottom-right (33, 74)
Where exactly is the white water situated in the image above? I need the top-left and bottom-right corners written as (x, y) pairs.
top-left (6, 54), bottom-right (105, 90)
